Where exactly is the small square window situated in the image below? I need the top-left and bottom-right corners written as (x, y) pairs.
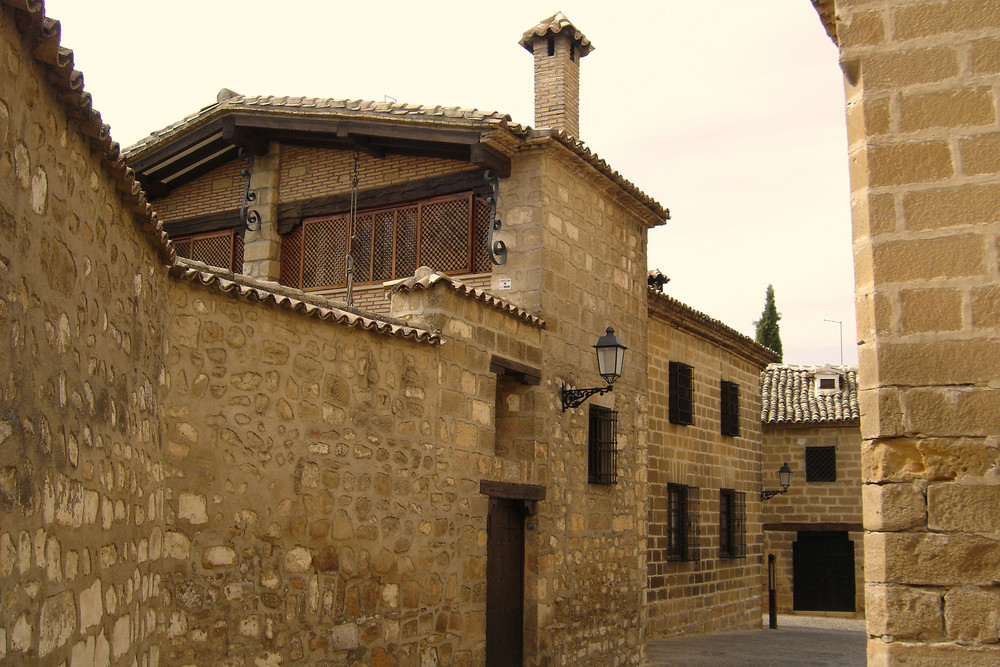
top-left (805, 446), bottom-right (837, 482)
top-left (818, 377), bottom-right (836, 390)
top-left (588, 405), bottom-right (617, 485)
top-left (720, 381), bottom-right (740, 437)
top-left (668, 361), bottom-right (694, 426)
top-left (719, 489), bottom-right (746, 559)
top-left (667, 484), bottom-right (699, 562)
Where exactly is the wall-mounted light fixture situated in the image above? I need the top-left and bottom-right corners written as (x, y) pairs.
top-left (561, 327), bottom-right (627, 412)
top-left (761, 462), bottom-right (793, 501)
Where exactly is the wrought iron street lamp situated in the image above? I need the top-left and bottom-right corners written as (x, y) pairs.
top-left (761, 462), bottom-right (793, 501)
top-left (561, 327), bottom-right (628, 412)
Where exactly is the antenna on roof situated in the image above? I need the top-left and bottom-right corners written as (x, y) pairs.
top-left (824, 319), bottom-right (843, 365)
top-left (384, 95), bottom-right (396, 103)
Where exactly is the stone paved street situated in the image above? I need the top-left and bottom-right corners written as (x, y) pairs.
top-left (646, 616), bottom-right (866, 666)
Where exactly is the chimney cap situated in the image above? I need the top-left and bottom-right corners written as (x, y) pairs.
top-left (519, 12), bottom-right (594, 56)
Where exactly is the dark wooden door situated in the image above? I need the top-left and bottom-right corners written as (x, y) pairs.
top-left (486, 498), bottom-right (525, 667)
top-left (792, 531), bottom-right (856, 612)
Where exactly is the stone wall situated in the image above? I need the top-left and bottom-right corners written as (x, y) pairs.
top-left (762, 422), bottom-right (864, 615)
top-left (158, 272), bottom-right (545, 666)
top-left (645, 299), bottom-right (771, 638)
top-left (827, 0), bottom-right (1000, 662)
top-left (497, 145), bottom-right (652, 664)
top-left (0, 4), bottom-right (170, 664)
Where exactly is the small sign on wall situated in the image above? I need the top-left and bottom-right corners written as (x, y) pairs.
top-left (497, 278), bottom-right (512, 291)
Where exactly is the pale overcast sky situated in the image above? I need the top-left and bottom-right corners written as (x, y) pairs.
top-left (44, 0), bottom-right (857, 367)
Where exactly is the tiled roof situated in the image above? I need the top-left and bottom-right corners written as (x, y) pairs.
top-left (171, 259), bottom-right (442, 345)
top-left (761, 364), bottom-right (860, 424)
top-left (125, 93), bottom-right (525, 156)
top-left (4, 0), bottom-right (175, 264)
top-left (519, 12), bottom-right (594, 56)
top-left (389, 268), bottom-right (546, 329)
top-left (810, 0), bottom-right (838, 44)
top-left (648, 290), bottom-right (778, 368)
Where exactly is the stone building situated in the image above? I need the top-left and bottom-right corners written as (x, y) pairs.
top-left (0, 5), bottom-right (781, 666)
top-left (813, 0), bottom-right (1000, 663)
top-left (646, 293), bottom-right (777, 638)
top-left (760, 365), bottom-right (864, 617)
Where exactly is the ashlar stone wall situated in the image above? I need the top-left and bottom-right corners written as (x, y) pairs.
top-left (830, 0), bottom-right (1000, 662)
top-left (0, 4), bottom-right (170, 664)
top-left (762, 422), bottom-right (864, 616)
top-left (646, 302), bottom-right (771, 638)
top-left (497, 142), bottom-right (653, 664)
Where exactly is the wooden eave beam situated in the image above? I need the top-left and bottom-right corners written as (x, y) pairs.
top-left (127, 119), bottom-right (225, 174)
top-left (471, 143), bottom-right (511, 178)
top-left (221, 116), bottom-right (269, 155)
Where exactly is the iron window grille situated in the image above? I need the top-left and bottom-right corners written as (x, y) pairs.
top-left (719, 489), bottom-right (747, 559)
top-left (280, 192), bottom-right (492, 291)
top-left (668, 361), bottom-right (694, 426)
top-left (588, 405), bottom-right (618, 485)
top-left (172, 229), bottom-right (244, 273)
top-left (720, 380), bottom-right (740, 437)
top-left (667, 484), bottom-right (699, 562)
top-left (805, 446), bottom-right (837, 482)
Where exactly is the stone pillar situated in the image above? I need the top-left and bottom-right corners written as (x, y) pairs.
top-left (831, 0), bottom-right (1000, 663)
top-left (242, 143), bottom-right (281, 281)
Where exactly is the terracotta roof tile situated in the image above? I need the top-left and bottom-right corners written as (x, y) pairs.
top-left (520, 12), bottom-right (594, 56)
top-left (171, 259), bottom-right (441, 345)
top-left (389, 268), bottom-right (546, 329)
top-left (760, 364), bottom-right (860, 424)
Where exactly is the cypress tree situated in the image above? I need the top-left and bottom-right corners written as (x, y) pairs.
top-left (754, 284), bottom-right (783, 361)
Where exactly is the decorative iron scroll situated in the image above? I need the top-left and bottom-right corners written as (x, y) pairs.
top-left (238, 147), bottom-right (261, 232)
top-left (484, 170), bottom-right (507, 265)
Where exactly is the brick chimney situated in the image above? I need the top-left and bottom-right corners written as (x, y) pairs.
top-left (520, 12), bottom-right (593, 138)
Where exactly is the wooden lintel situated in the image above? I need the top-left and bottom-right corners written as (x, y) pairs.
top-left (277, 169), bottom-right (489, 233)
top-left (228, 111), bottom-right (482, 146)
top-left (490, 355), bottom-right (541, 385)
top-left (470, 143), bottom-right (511, 178)
top-left (480, 480), bottom-right (546, 502)
top-left (160, 209), bottom-right (242, 238)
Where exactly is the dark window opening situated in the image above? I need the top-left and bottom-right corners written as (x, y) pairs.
top-left (819, 377), bottom-right (836, 389)
top-left (667, 484), bottom-right (699, 562)
top-left (570, 43), bottom-right (576, 61)
top-left (720, 380), bottom-right (740, 437)
top-left (805, 446), bottom-right (837, 482)
top-left (547, 36), bottom-right (555, 56)
top-left (668, 361), bottom-right (694, 426)
top-left (588, 405), bottom-right (617, 485)
top-left (719, 489), bottom-right (746, 559)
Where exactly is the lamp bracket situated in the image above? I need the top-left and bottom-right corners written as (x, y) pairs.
top-left (760, 488), bottom-right (788, 501)
top-left (561, 384), bottom-right (612, 412)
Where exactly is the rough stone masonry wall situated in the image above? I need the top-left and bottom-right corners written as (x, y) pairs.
top-left (832, 0), bottom-right (1000, 663)
top-left (498, 147), bottom-right (650, 665)
top-left (0, 6), bottom-right (169, 665)
top-left (646, 315), bottom-right (765, 638)
top-left (159, 275), bottom-right (544, 666)
top-left (762, 422), bottom-right (864, 616)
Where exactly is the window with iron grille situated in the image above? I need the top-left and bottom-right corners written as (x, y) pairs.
top-left (172, 229), bottom-right (244, 272)
top-left (806, 446), bottom-right (837, 482)
top-left (720, 380), bottom-right (740, 437)
top-left (667, 484), bottom-right (699, 562)
top-left (719, 489), bottom-right (746, 559)
top-left (280, 192), bottom-right (491, 290)
top-left (668, 361), bottom-right (694, 426)
top-left (588, 405), bottom-right (617, 485)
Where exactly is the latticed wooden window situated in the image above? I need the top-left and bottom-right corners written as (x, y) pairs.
top-left (806, 446), bottom-right (837, 482)
top-left (280, 192), bottom-right (491, 291)
top-left (588, 405), bottom-right (617, 485)
top-left (720, 380), bottom-right (740, 437)
top-left (667, 484), bottom-right (699, 562)
top-left (173, 230), bottom-right (244, 272)
top-left (719, 489), bottom-right (746, 559)
top-left (668, 361), bottom-right (694, 426)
